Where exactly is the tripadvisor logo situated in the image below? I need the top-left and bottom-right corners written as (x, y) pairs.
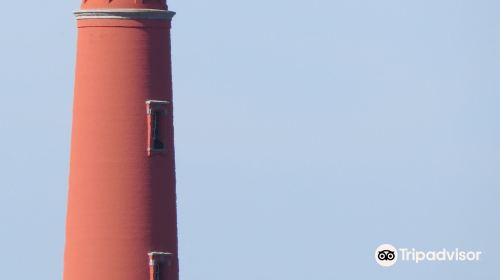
top-left (375, 244), bottom-right (398, 267)
top-left (375, 244), bottom-right (482, 267)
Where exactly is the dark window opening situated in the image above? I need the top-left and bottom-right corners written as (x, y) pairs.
top-left (154, 264), bottom-right (161, 280)
top-left (152, 111), bottom-right (164, 150)
top-left (146, 100), bottom-right (169, 156)
top-left (148, 252), bottom-right (173, 280)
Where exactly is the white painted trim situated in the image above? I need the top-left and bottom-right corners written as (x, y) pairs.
top-left (148, 252), bottom-right (173, 265)
top-left (74, 9), bottom-right (175, 20)
top-left (146, 100), bottom-right (170, 105)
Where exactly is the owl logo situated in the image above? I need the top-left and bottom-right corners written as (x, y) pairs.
top-left (377, 250), bottom-right (395, 261)
top-left (375, 244), bottom-right (398, 267)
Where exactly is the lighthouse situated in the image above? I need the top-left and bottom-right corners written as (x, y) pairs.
top-left (64, 1), bottom-right (178, 280)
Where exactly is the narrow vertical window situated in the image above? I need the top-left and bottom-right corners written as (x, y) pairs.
top-left (154, 263), bottom-right (161, 280)
top-left (146, 100), bottom-right (170, 156)
top-left (148, 252), bottom-right (173, 280)
top-left (152, 110), bottom-right (164, 150)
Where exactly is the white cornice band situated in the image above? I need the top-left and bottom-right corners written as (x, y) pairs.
top-left (74, 9), bottom-right (176, 20)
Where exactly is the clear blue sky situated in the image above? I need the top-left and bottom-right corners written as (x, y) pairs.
top-left (1, 0), bottom-right (499, 279)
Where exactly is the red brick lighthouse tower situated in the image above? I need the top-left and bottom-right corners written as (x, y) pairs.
top-left (64, 1), bottom-right (178, 280)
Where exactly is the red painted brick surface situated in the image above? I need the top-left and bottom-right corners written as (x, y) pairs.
top-left (64, 6), bottom-right (178, 280)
